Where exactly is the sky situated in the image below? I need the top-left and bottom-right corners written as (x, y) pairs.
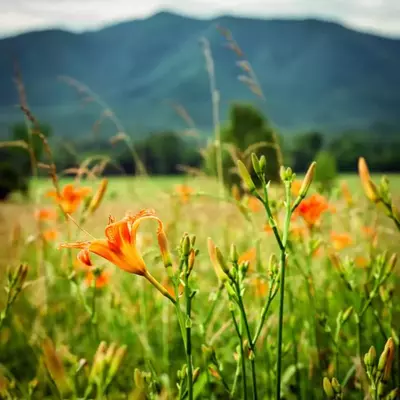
top-left (1, 0), bottom-right (400, 38)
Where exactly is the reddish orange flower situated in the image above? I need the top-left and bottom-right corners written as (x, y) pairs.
top-left (46, 184), bottom-right (92, 214)
top-left (85, 270), bottom-right (110, 288)
top-left (295, 194), bottom-right (329, 228)
top-left (355, 256), bottom-right (369, 268)
top-left (362, 226), bottom-right (376, 238)
top-left (263, 224), bottom-right (273, 234)
top-left (252, 277), bottom-right (268, 297)
top-left (60, 209), bottom-right (167, 275)
top-left (43, 229), bottom-right (58, 242)
top-left (175, 184), bottom-right (194, 204)
top-left (247, 196), bottom-right (262, 213)
top-left (238, 247), bottom-right (257, 271)
top-left (331, 232), bottom-right (352, 250)
top-left (60, 209), bottom-right (175, 302)
top-left (35, 208), bottom-right (57, 221)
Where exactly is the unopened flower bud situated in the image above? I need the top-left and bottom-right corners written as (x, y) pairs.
top-left (358, 157), bottom-right (380, 203)
top-left (107, 345), bottom-right (127, 382)
top-left (323, 377), bottom-right (335, 399)
top-left (182, 235), bottom-right (191, 257)
top-left (299, 161), bottom-right (316, 197)
top-left (88, 179), bottom-right (108, 214)
top-left (259, 155), bottom-right (266, 173)
top-left (331, 377), bottom-right (341, 394)
top-left (215, 247), bottom-right (230, 276)
top-left (188, 249), bottom-right (196, 274)
top-left (251, 153), bottom-right (261, 176)
top-left (230, 244), bottom-right (239, 264)
top-left (238, 160), bottom-right (256, 193)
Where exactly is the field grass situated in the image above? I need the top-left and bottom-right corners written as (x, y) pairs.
top-left (0, 169), bottom-right (399, 400)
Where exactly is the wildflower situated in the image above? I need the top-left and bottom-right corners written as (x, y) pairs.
top-left (331, 232), bottom-right (352, 250)
top-left (43, 229), bottom-right (59, 242)
top-left (59, 209), bottom-right (175, 302)
top-left (340, 181), bottom-right (353, 207)
top-left (263, 224), bottom-right (273, 235)
top-left (295, 193), bottom-right (329, 228)
top-left (358, 157), bottom-right (380, 203)
top-left (34, 208), bottom-right (57, 221)
top-left (355, 256), bottom-right (369, 268)
top-left (85, 270), bottom-right (110, 289)
top-left (238, 247), bottom-right (257, 270)
top-left (247, 196), bottom-right (262, 213)
top-left (252, 277), bottom-right (268, 297)
top-left (298, 161), bottom-right (316, 198)
top-left (46, 183), bottom-right (92, 214)
top-left (175, 184), bottom-right (194, 204)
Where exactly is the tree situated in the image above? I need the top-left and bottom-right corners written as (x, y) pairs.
top-left (291, 131), bottom-right (324, 172)
top-left (203, 103), bottom-right (282, 191)
top-left (314, 150), bottom-right (337, 193)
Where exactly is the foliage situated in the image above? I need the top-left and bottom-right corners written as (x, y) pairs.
top-left (203, 103), bottom-right (281, 192)
top-left (314, 150), bottom-right (338, 193)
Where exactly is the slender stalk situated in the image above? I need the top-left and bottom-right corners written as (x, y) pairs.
top-left (184, 267), bottom-right (193, 400)
top-left (230, 308), bottom-right (247, 400)
top-left (252, 291), bottom-right (276, 346)
top-left (276, 182), bottom-right (291, 400)
top-left (234, 281), bottom-right (258, 400)
top-left (144, 271), bottom-right (176, 304)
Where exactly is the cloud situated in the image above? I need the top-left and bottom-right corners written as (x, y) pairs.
top-left (1, 0), bottom-right (399, 37)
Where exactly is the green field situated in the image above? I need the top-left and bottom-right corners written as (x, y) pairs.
top-left (0, 169), bottom-right (399, 400)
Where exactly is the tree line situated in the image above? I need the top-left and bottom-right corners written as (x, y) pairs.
top-left (1, 103), bottom-right (400, 199)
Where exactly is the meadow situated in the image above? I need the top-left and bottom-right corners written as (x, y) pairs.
top-left (0, 157), bottom-right (399, 400)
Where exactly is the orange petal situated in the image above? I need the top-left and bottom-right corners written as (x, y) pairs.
top-left (77, 249), bottom-right (93, 267)
top-left (59, 241), bottom-right (91, 250)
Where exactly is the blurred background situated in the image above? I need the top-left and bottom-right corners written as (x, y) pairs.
top-left (0, 0), bottom-right (399, 198)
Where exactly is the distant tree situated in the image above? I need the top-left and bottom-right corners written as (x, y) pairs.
top-left (203, 103), bottom-right (282, 191)
top-left (314, 150), bottom-right (337, 193)
top-left (291, 131), bottom-right (324, 172)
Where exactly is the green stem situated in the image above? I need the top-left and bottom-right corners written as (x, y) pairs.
top-left (234, 282), bottom-right (258, 400)
top-left (203, 286), bottom-right (223, 330)
top-left (252, 291), bottom-right (276, 346)
top-left (230, 309), bottom-right (247, 400)
top-left (276, 182), bottom-right (291, 400)
top-left (184, 267), bottom-right (193, 400)
top-left (144, 271), bottom-right (176, 304)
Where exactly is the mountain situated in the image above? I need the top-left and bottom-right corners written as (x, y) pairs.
top-left (1, 11), bottom-right (400, 139)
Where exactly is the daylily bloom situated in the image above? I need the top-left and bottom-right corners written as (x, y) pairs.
top-left (331, 232), bottom-right (353, 250)
top-left (46, 184), bottom-right (92, 214)
top-left (247, 196), bottom-right (263, 213)
top-left (35, 208), bottom-right (57, 221)
top-left (43, 229), bottom-right (59, 242)
top-left (59, 209), bottom-right (175, 303)
top-left (85, 270), bottom-right (110, 289)
top-left (238, 247), bottom-right (257, 271)
top-left (175, 184), bottom-right (194, 204)
top-left (295, 193), bottom-right (330, 228)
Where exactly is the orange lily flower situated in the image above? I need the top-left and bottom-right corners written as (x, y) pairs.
top-left (43, 229), bottom-right (59, 242)
top-left (85, 270), bottom-right (110, 288)
top-left (175, 184), bottom-right (194, 204)
top-left (331, 232), bottom-right (352, 250)
top-left (295, 193), bottom-right (329, 228)
top-left (355, 256), bottom-right (369, 268)
top-left (46, 183), bottom-right (92, 214)
top-left (238, 247), bottom-right (257, 271)
top-left (59, 209), bottom-right (175, 303)
top-left (35, 208), bottom-right (57, 221)
top-left (252, 277), bottom-right (268, 297)
top-left (247, 196), bottom-right (263, 213)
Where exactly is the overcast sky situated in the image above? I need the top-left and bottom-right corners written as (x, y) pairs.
top-left (1, 0), bottom-right (399, 38)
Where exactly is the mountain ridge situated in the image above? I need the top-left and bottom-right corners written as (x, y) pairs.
top-left (1, 11), bottom-right (400, 139)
